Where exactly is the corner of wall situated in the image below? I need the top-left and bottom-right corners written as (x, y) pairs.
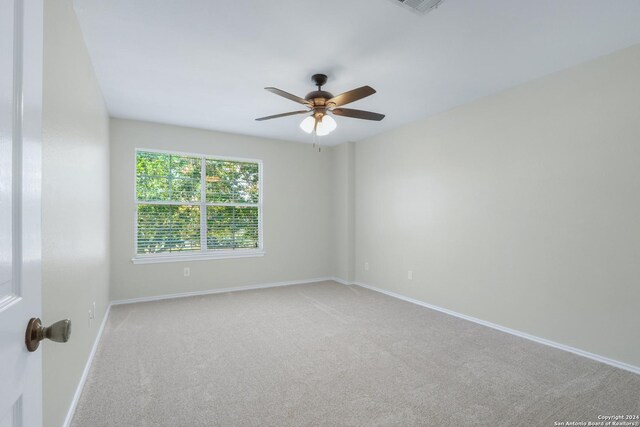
top-left (330, 141), bottom-right (356, 283)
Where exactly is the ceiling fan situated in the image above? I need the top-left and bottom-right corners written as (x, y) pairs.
top-left (256, 74), bottom-right (385, 136)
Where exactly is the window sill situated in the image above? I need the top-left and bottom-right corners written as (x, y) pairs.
top-left (131, 250), bottom-right (265, 264)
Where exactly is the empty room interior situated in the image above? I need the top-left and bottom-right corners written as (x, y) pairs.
top-left (2, 0), bottom-right (640, 426)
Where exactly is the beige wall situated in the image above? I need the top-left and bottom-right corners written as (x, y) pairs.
top-left (331, 142), bottom-right (355, 282)
top-left (352, 45), bottom-right (640, 368)
top-left (42, 1), bottom-right (110, 426)
top-left (110, 119), bottom-right (334, 301)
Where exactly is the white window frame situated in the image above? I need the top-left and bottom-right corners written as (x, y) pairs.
top-left (132, 148), bottom-right (264, 264)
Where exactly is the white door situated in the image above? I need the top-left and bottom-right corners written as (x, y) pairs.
top-left (0, 0), bottom-right (43, 426)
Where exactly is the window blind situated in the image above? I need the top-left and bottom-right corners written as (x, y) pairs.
top-left (135, 151), bottom-right (261, 256)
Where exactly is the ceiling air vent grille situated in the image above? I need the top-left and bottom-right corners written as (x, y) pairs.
top-left (389, 0), bottom-right (444, 15)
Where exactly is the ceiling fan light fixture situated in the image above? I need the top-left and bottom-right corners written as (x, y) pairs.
top-left (300, 116), bottom-right (315, 134)
top-left (316, 115), bottom-right (337, 136)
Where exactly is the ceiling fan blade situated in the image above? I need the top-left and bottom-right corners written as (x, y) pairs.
top-left (326, 86), bottom-right (376, 107)
top-left (264, 87), bottom-right (312, 106)
top-left (332, 108), bottom-right (385, 121)
top-left (255, 110), bottom-right (310, 121)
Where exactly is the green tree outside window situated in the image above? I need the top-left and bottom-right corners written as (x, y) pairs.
top-left (136, 151), bottom-right (261, 255)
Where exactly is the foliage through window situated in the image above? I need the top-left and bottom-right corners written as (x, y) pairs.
top-left (136, 150), bottom-right (261, 257)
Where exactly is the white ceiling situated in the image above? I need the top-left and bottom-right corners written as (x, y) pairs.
top-left (72, 0), bottom-right (640, 146)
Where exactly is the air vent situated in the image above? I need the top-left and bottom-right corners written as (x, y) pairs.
top-left (389, 0), bottom-right (444, 15)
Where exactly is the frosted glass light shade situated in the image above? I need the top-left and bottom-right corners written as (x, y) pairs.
top-left (300, 116), bottom-right (315, 134)
top-left (316, 115), bottom-right (337, 136)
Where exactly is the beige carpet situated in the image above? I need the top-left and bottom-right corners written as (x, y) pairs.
top-left (71, 281), bottom-right (639, 426)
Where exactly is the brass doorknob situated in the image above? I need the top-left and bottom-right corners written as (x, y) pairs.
top-left (25, 318), bottom-right (71, 352)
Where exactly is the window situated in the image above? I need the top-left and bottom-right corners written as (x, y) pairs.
top-left (133, 150), bottom-right (263, 263)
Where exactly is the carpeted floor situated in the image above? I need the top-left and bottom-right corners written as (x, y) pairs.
top-left (71, 281), bottom-right (639, 426)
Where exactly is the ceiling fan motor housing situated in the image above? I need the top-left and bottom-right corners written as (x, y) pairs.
top-left (306, 74), bottom-right (333, 108)
top-left (305, 90), bottom-right (334, 104)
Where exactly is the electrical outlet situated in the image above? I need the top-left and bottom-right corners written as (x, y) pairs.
top-left (364, 262), bottom-right (370, 271)
top-left (408, 270), bottom-right (413, 280)
top-left (88, 301), bottom-right (95, 327)
top-left (184, 267), bottom-right (190, 277)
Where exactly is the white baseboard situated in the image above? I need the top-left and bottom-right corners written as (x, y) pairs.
top-left (346, 280), bottom-right (640, 376)
top-left (62, 303), bottom-right (112, 427)
top-left (111, 277), bottom-right (336, 306)
top-left (329, 277), bottom-right (351, 285)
